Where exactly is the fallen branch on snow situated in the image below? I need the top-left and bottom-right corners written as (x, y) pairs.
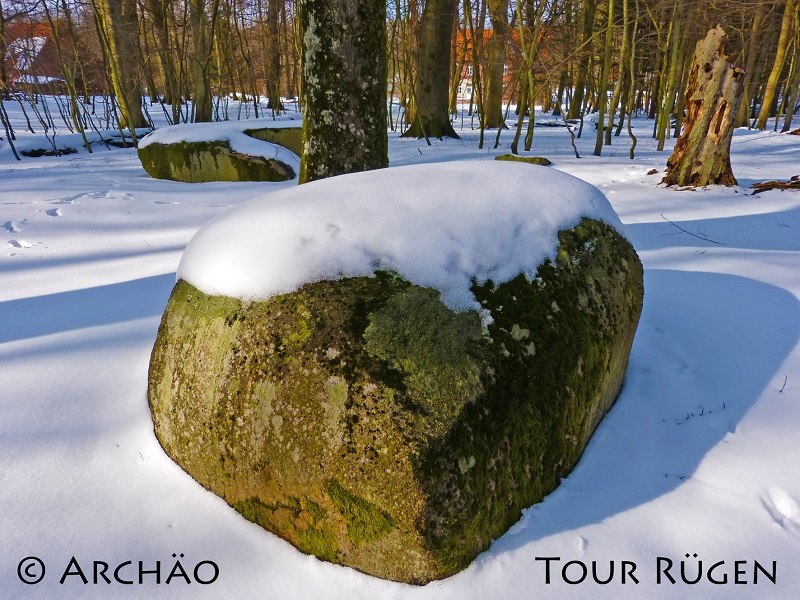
top-left (751, 176), bottom-right (800, 195)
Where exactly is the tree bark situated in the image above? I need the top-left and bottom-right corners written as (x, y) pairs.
top-left (401, 0), bottom-right (459, 139)
top-left (663, 26), bottom-right (745, 187)
top-left (299, 0), bottom-right (389, 183)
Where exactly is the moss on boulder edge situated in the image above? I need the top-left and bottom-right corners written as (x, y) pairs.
top-left (243, 126), bottom-right (303, 156)
top-left (495, 153), bottom-right (552, 166)
top-left (147, 218), bottom-right (643, 583)
top-left (137, 128), bottom-right (299, 182)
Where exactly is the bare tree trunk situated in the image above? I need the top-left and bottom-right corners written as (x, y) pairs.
top-left (299, 0), bottom-right (389, 183)
top-left (42, 1), bottom-right (92, 151)
top-left (606, 0), bottom-right (630, 145)
top-left (265, 0), bottom-right (283, 111)
top-left (663, 26), bottom-right (745, 187)
top-left (448, 9), bottom-right (466, 114)
top-left (147, 0), bottom-right (180, 123)
top-left (483, 0), bottom-right (509, 128)
top-left (92, 0), bottom-right (147, 131)
top-left (625, 0), bottom-right (640, 159)
top-left (755, 0), bottom-right (796, 130)
top-left (567, 0), bottom-right (596, 119)
top-left (552, 70), bottom-right (567, 116)
top-left (736, 2), bottom-right (766, 127)
top-left (781, 20), bottom-right (800, 132)
top-left (0, 1), bottom-right (9, 100)
top-left (656, 0), bottom-right (685, 151)
top-left (593, 0), bottom-right (614, 156)
top-left (189, 0), bottom-right (219, 123)
top-left (402, 0), bottom-right (459, 139)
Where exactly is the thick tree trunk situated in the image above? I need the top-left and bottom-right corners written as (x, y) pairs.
top-left (663, 27), bottom-right (745, 187)
top-left (401, 0), bottom-right (459, 139)
top-left (483, 0), bottom-right (509, 129)
top-left (93, 0), bottom-right (147, 130)
top-left (299, 0), bottom-right (389, 183)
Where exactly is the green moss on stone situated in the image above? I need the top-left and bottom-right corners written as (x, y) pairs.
top-left (233, 496), bottom-right (302, 528)
top-left (244, 126), bottom-right (303, 156)
top-left (236, 495), bottom-right (339, 562)
top-left (297, 525), bottom-right (339, 562)
top-left (494, 153), bottom-right (552, 166)
top-left (304, 498), bottom-right (328, 524)
top-left (323, 479), bottom-right (395, 546)
top-left (364, 286), bottom-right (483, 441)
top-left (413, 218), bottom-right (642, 574)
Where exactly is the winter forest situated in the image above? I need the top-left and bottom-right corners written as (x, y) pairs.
top-left (2, 0), bottom-right (800, 599)
top-left (2, 1), bottom-right (799, 150)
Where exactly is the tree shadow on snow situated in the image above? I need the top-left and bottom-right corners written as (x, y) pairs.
top-left (0, 274), bottom-right (175, 344)
top-left (488, 268), bottom-right (800, 555)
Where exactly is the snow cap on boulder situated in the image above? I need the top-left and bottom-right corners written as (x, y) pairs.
top-left (178, 160), bottom-right (624, 310)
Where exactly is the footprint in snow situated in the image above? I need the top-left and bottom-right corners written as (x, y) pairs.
top-left (7, 239), bottom-right (35, 248)
top-left (51, 191), bottom-right (103, 205)
top-left (44, 208), bottom-right (62, 217)
top-left (2, 219), bottom-right (26, 233)
top-left (762, 488), bottom-right (800, 536)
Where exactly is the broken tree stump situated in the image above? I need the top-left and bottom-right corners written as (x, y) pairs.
top-left (663, 26), bottom-right (745, 187)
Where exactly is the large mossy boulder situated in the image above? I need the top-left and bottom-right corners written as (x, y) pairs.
top-left (147, 161), bottom-right (643, 583)
top-left (137, 121), bottom-right (301, 183)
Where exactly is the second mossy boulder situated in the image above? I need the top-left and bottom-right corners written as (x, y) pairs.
top-left (137, 120), bottom-right (301, 183)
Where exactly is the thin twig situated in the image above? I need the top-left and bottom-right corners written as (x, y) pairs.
top-left (779, 375), bottom-right (788, 393)
top-left (661, 213), bottom-right (726, 245)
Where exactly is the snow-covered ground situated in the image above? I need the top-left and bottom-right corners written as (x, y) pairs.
top-left (1, 103), bottom-right (799, 599)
